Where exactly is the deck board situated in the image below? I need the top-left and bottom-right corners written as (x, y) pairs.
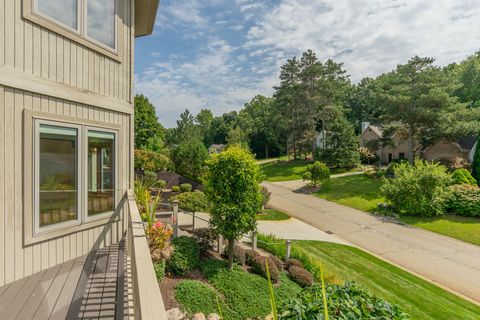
top-left (0, 240), bottom-right (129, 319)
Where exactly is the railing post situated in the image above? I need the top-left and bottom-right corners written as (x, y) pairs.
top-left (286, 240), bottom-right (291, 259)
top-left (192, 212), bottom-right (196, 230)
top-left (173, 200), bottom-right (179, 238)
top-left (217, 234), bottom-right (224, 253)
top-left (251, 231), bottom-right (257, 251)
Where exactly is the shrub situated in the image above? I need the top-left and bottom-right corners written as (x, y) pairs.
top-left (472, 133), bottom-right (480, 184)
top-left (222, 244), bottom-right (246, 265)
top-left (146, 220), bottom-right (173, 252)
top-left (172, 185), bottom-right (180, 192)
top-left (452, 168), bottom-right (477, 186)
top-left (191, 227), bottom-right (218, 254)
top-left (154, 260), bottom-right (166, 281)
top-left (270, 255), bottom-right (285, 270)
top-left (285, 258), bottom-right (303, 269)
top-left (287, 266), bottom-right (313, 287)
top-left (180, 183), bottom-right (193, 192)
top-left (260, 185), bottom-right (271, 207)
top-left (144, 170), bottom-right (157, 179)
top-left (302, 161), bottom-right (330, 186)
top-left (249, 254), bottom-right (280, 283)
top-left (279, 282), bottom-right (410, 319)
top-left (171, 139), bottom-right (209, 180)
top-left (175, 280), bottom-right (224, 316)
top-left (245, 249), bottom-right (262, 266)
top-left (359, 147), bottom-right (377, 165)
top-left (447, 185), bottom-right (480, 217)
top-left (381, 159), bottom-right (452, 216)
top-left (134, 149), bottom-right (173, 171)
top-left (385, 160), bottom-right (407, 178)
top-left (157, 179), bottom-right (167, 189)
top-left (170, 191), bottom-right (210, 214)
top-left (167, 236), bottom-right (200, 275)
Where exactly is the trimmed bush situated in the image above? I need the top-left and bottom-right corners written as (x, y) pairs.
top-left (381, 160), bottom-right (452, 216)
top-left (270, 255), bottom-right (285, 270)
top-left (285, 258), bottom-right (303, 269)
top-left (279, 282), bottom-right (409, 319)
top-left (452, 168), bottom-right (477, 186)
top-left (172, 185), bottom-right (180, 192)
top-left (245, 249), bottom-right (262, 266)
top-left (287, 266), bottom-right (313, 287)
top-left (447, 185), bottom-right (480, 217)
top-left (222, 244), bottom-right (246, 265)
top-left (157, 179), bottom-right (167, 189)
top-left (154, 260), bottom-right (166, 281)
top-left (167, 236), bottom-right (200, 275)
top-left (302, 161), bottom-right (330, 186)
top-left (249, 254), bottom-right (280, 283)
top-left (180, 183), bottom-right (193, 192)
top-left (191, 227), bottom-right (218, 254)
top-left (144, 170), bottom-right (157, 179)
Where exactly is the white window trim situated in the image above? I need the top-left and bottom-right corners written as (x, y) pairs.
top-left (31, 118), bottom-right (119, 237)
top-left (84, 126), bottom-right (119, 223)
top-left (23, 0), bottom-right (121, 61)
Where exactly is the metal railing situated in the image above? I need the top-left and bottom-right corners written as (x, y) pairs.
top-left (127, 190), bottom-right (167, 320)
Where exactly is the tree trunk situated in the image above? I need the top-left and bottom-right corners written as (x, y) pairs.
top-left (227, 238), bottom-right (235, 271)
top-left (408, 126), bottom-right (415, 164)
top-left (265, 144), bottom-right (269, 159)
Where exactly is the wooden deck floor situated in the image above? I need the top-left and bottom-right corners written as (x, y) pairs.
top-left (0, 240), bottom-right (131, 319)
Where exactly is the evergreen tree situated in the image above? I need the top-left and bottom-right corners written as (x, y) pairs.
top-left (134, 94), bottom-right (164, 149)
top-left (472, 133), bottom-right (480, 185)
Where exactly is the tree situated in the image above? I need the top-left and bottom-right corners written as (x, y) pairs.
top-left (303, 161), bottom-right (330, 186)
top-left (196, 109), bottom-right (215, 147)
top-left (205, 146), bottom-right (262, 270)
top-left (318, 109), bottom-right (360, 168)
top-left (450, 52), bottom-right (480, 108)
top-left (473, 133), bottom-right (480, 185)
top-left (166, 109), bottom-right (201, 146)
top-left (143, 134), bottom-right (167, 155)
top-left (134, 94), bottom-right (164, 149)
top-left (377, 56), bottom-right (474, 164)
top-left (226, 127), bottom-right (249, 150)
top-left (171, 139), bottom-right (209, 180)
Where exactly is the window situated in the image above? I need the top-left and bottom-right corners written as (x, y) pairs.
top-left (88, 130), bottom-right (115, 216)
top-left (31, 0), bottom-right (117, 50)
top-left (399, 152), bottom-right (405, 160)
top-left (34, 120), bottom-right (117, 233)
top-left (38, 124), bottom-right (79, 227)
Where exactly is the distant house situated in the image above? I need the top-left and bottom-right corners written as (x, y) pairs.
top-left (209, 143), bottom-right (227, 154)
top-left (359, 123), bottom-right (477, 165)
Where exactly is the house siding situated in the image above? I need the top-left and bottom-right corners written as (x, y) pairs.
top-left (0, 0), bottom-right (135, 286)
top-left (423, 142), bottom-right (468, 163)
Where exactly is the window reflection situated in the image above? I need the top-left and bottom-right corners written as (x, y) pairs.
top-left (88, 131), bottom-right (115, 216)
top-left (39, 125), bottom-right (78, 227)
top-left (87, 0), bottom-right (116, 48)
top-left (36, 0), bottom-right (77, 29)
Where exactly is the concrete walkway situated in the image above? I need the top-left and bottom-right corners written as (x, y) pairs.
top-left (276, 170), bottom-right (365, 190)
top-left (264, 181), bottom-right (480, 304)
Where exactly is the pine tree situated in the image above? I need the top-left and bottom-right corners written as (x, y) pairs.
top-left (472, 133), bottom-right (480, 185)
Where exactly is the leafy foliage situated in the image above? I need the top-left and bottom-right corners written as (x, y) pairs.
top-left (175, 280), bottom-right (227, 316)
top-left (260, 185), bottom-right (271, 207)
top-left (303, 161), bottom-right (330, 186)
top-left (134, 94), bottom-right (164, 149)
top-left (154, 260), bottom-right (166, 281)
top-left (170, 191), bottom-right (209, 214)
top-left (133, 178), bottom-right (162, 227)
top-left (171, 138), bottom-right (209, 180)
top-left (191, 227), bottom-right (218, 255)
top-left (134, 149), bottom-right (173, 172)
top-left (381, 160), bottom-right (452, 216)
top-left (447, 185), bottom-right (480, 217)
top-left (452, 168), bottom-right (477, 186)
top-left (167, 236), bottom-right (200, 275)
top-left (205, 146), bottom-right (262, 269)
top-left (279, 282), bottom-right (410, 320)
top-left (473, 133), bottom-right (480, 185)
top-left (146, 220), bottom-right (172, 252)
top-left (179, 183), bottom-right (192, 192)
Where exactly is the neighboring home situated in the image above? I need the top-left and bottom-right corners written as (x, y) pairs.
top-left (209, 143), bottom-right (227, 154)
top-left (0, 0), bottom-right (165, 319)
top-left (360, 122), bottom-right (478, 165)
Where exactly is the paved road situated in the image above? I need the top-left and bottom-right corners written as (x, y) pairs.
top-left (276, 170), bottom-right (365, 190)
top-left (264, 181), bottom-right (480, 304)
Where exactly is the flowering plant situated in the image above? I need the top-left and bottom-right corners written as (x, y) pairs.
top-left (147, 220), bottom-right (173, 252)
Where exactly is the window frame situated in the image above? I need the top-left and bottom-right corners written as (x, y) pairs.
top-left (23, 0), bottom-right (122, 61)
top-left (24, 110), bottom-right (122, 245)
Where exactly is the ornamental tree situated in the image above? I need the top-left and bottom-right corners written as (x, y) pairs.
top-left (303, 161), bottom-right (330, 186)
top-left (170, 191), bottom-right (210, 215)
top-left (205, 146), bottom-right (262, 270)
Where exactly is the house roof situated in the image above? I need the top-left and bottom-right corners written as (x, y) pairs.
top-left (457, 136), bottom-right (477, 150)
top-left (135, 0), bottom-right (160, 37)
top-left (209, 144), bottom-right (227, 149)
top-left (361, 125), bottom-right (383, 138)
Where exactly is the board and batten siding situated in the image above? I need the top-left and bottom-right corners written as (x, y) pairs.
top-left (0, 0), bottom-right (136, 286)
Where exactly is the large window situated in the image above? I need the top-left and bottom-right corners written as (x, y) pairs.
top-left (34, 120), bottom-right (117, 233)
top-left (32, 0), bottom-right (117, 50)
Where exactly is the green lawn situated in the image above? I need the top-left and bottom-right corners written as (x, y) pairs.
top-left (315, 174), bottom-right (385, 212)
top-left (398, 215), bottom-right (480, 246)
top-left (294, 241), bottom-right (480, 320)
top-left (257, 208), bottom-right (290, 221)
top-left (314, 174), bottom-right (480, 246)
top-left (261, 159), bottom-right (358, 182)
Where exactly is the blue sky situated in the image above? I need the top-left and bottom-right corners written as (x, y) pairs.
top-left (135, 0), bottom-right (480, 127)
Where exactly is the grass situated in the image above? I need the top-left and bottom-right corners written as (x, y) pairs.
top-left (261, 159), bottom-right (358, 182)
top-left (315, 174), bottom-right (384, 212)
top-left (398, 215), bottom-right (480, 246)
top-left (314, 174), bottom-right (480, 245)
top-left (257, 208), bottom-right (290, 221)
top-left (175, 259), bottom-right (302, 320)
top-left (259, 237), bottom-right (480, 320)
